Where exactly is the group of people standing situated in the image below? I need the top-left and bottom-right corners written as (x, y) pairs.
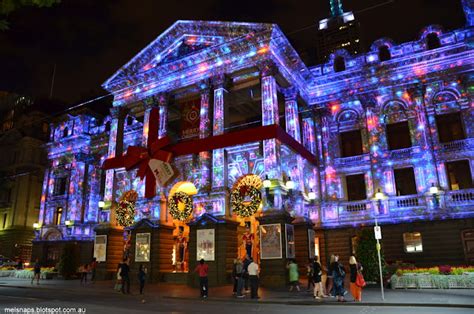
top-left (78, 257), bottom-right (97, 285)
top-left (307, 254), bottom-right (364, 302)
top-left (114, 258), bottom-right (147, 295)
top-left (230, 256), bottom-right (260, 299)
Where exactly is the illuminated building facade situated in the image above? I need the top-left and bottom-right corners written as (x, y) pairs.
top-left (34, 0), bottom-right (473, 282)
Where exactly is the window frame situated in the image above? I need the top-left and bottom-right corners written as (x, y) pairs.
top-left (403, 232), bottom-right (423, 253)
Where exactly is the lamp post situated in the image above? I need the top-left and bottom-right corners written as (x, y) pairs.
top-left (373, 188), bottom-right (385, 301)
top-left (429, 183), bottom-right (440, 209)
top-left (263, 175), bottom-right (273, 207)
top-left (286, 177), bottom-right (295, 196)
top-left (65, 220), bottom-right (73, 236)
top-left (33, 223), bottom-right (41, 238)
top-left (308, 189), bottom-right (316, 203)
top-left (98, 200), bottom-right (106, 223)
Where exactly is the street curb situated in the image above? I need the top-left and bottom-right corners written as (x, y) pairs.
top-left (163, 295), bottom-right (474, 309)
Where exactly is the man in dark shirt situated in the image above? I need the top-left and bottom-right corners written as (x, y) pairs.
top-left (120, 259), bottom-right (130, 294)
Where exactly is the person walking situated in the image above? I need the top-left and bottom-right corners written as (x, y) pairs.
top-left (306, 259), bottom-right (314, 292)
top-left (114, 263), bottom-right (122, 292)
top-left (313, 256), bottom-right (327, 299)
top-left (349, 256), bottom-right (363, 302)
top-left (287, 259), bottom-right (300, 292)
top-left (120, 258), bottom-right (131, 294)
top-left (90, 258), bottom-right (97, 283)
top-left (80, 264), bottom-right (89, 285)
top-left (333, 255), bottom-right (346, 302)
top-left (31, 259), bottom-right (41, 285)
top-left (247, 257), bottom-right (259, 299)
top-left (194, 259), bottom-right (209, 298)
top-left (138, 264), bottom-right (146, 295)
top-left (326, 254), bottom-right (336, 297)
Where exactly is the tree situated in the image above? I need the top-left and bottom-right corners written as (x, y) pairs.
top-left (57, 242), bottom-right (78, 279)
top-left (355, 228), bottom-right (387, 283)
top-left (0, 0), bottom-right (60, 30)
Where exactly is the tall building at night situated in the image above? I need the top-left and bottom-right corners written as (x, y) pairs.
top-left (316, 0), bottom-right (361, 63)
top-left (0, 93), bottom-right (49, 262)
top-left (32, 0), bottom-right (473, 285)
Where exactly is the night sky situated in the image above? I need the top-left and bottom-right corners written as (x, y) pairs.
top-left (0, 0), bottom-right (465, 109)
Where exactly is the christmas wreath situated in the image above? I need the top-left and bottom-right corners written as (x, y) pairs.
top-left (116, 190), bottom-right (138, 227)
top-left (169, 191), bottom-right (193, 221)
top-left (231, 184), bottom-right (262, 217)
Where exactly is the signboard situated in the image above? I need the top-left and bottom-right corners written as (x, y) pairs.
top-left (197, 229), bottom-right (215, 261)
top-left (148, 159), bottom-right (175, 187)
top-left (180, 98), bottom-right (200, 140)
top-left (285, 224), bottom-right (295, 259)
top-left (260, 224), bottom-right (282, 259)
top-left (135, 233), bottom-right (151, 262)
top-left (374, 226), bottom-right (382, 240)
top-left (93, 235), bottom-right (107, 262)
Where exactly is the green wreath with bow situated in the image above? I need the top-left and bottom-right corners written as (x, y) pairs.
top-left (231, 184), bottom-right (262, 217)
top-left (169, 191), bottom-right (193, 221)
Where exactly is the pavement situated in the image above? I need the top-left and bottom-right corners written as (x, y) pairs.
top-left (0, 277), bottom-right (474, 309)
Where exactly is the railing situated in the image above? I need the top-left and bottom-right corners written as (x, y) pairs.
top-left (389, 146), bottom-right (420, 159)
top-left (445, 188), bottom-right (474, 206)
top-left (335, 154), bottom-right (370, 167)
top-left (388, 195), bottom-right (425, 209)
top-left (440, 138), bottom-right (474, 152)
top-left (339, 200), bottom-right (372, 213)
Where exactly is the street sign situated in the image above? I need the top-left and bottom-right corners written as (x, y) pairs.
top-left (374, 225), bottom-right (382, 240)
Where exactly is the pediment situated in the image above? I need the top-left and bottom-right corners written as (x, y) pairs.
top-left (103, 20), bottom-right (274, 91)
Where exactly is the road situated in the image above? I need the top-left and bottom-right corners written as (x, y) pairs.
top-left (0, 285), bottom-right (472, 314)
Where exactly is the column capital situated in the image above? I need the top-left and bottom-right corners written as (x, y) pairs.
top-left (211, 73), bottom-right (231, 89)
top-left (280, 86), bottom-right (298, 101)
top-left (258, 59), bottom-right (278, 77)
top-left (155, 92), bottom-right (171, 106)
top-left (109, 106), bottom-right (129, 119)
top-left (197, 79), bottom-right (212, 93)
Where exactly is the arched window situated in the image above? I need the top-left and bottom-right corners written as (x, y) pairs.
top-left (55, 207), bottom-right (63, 225)
top-left (426, 33), bottom-right (441, 50)
top-left (105, 121), bottom-right (111, 132)
top-left (334, 56), bottom-right (346, 72)
top-left (62, 127), bottom-right (69, 138)
top-left (378, 45), bottom-right (391, 61)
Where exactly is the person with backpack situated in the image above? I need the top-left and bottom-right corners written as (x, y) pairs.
top-left (349, 256), bottom-right (364, 302)
top-left (333, 254), bottom-right (346, 302)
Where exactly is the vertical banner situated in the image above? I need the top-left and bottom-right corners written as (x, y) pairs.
top-left (93, 235), bottom-right (107, 262)
top-left (135, 233), bottom-right (151, 262)
top-left (197, 229), bottom-right (215, 261)
top-left (260, 224), bottom-right (282, 259)
top-left (285, 224), bottom-right (295, 259)
top-left (180, 98), bottom-right (201, 140)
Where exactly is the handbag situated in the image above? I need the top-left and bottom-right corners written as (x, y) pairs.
top-left (355, 272), bottom-right (366, 288)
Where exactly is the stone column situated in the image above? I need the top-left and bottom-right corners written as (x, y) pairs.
top-left (198, 81), bottom-right (212, 191)
top-left (67, 157), bottom-right (86, 222)
top-left (211, 74), bottom-right (227, 190)
top-left (38, 168), bottom-right (50, 226)
top-left (104, 107), bottom-right (128, 203)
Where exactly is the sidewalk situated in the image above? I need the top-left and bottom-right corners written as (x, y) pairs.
top-left (1, 277), bottom-right (474, 308)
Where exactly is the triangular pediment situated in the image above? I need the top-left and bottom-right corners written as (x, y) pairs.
top-left (103, 20), bottom-right (274, 91)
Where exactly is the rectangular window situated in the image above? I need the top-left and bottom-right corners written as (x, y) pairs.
top-left (99, 171), bottom-right (107, 197)
top-left (394, 168), bottom-right (417, 196)
top-left (340, 130), bottom-right (363, 157)
top-left (227, 81), bottom-right (262, 132)
top-left (386, 121), bottom-right (411, 150)
top-left (53, 177), bottom-right (67, 196)
top-left (403, 232), bottom-right (423, 253)
top-left (346, 174), bottom-right (367, 201)
top-left (446, 160), bottom-right (473, 190)
top-left (436, 112), bottom-right (465, 143)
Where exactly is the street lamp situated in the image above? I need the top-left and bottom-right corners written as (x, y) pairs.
top-left (308, 189), bottom-right (316, 203)
top-left (33, 222), bottom-right (41, 238)
top-left (263, 175), bottom-right (273, 207)
top-left (98, 200), bottom-right (105, 209)
top-left (373, 188), bottom-right (385, 301)
top-left (286, 177), bottom-right (295, 193)
top-left (429, 183), bottom-right (440, 208)
top-left (65, 220), bottom-right (73, 236)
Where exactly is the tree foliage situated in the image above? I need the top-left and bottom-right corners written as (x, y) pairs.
top-left (0, 0), bottom-right (60, 30)
top-left (355, 228), bottom-right (387, 283)
top-left (57, 242), bottom-right (78, 279)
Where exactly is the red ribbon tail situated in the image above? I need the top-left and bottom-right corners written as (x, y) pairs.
top-left (144, 168), bottom-right (156, 198)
